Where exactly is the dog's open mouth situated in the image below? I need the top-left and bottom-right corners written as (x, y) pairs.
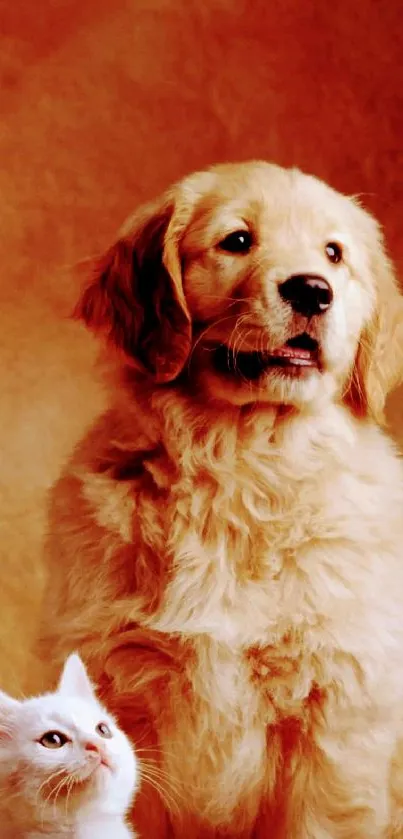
top-left (212, 333), bottom-right (320, 380)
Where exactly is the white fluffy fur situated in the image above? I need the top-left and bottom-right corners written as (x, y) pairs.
top-left (0, 654), bottom-right (137, 838)
top-left (40, 162), bottom-right (403, 838)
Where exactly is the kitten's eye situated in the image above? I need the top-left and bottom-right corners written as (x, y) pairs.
top-left (218, 230), bottom-right (253, 254)
top-left (325, 242), bottom-right (343, 264)
top-left (95, 722), bottom-right (112, 739)
top-left (39, 731), bottom-right (68, 749)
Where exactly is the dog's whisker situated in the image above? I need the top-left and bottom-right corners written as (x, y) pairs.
top-left (192, 294), bottom-right (255, 307)
top-left (233, 327), bottom-right (254, 381)
top-left (227, 315), bottom-right (251, 373)
top-left (187, 313), bottom-right (253, 372)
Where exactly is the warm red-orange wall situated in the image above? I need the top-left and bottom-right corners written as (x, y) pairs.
top-left (0, 0), bottom-right (402, 693)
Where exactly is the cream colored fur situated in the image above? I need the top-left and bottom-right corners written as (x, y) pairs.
top-left (40, 162), bottom-right (403, 838)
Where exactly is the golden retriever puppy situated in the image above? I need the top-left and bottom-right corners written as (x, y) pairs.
top-left (40, 162), bottom-right (403, 838)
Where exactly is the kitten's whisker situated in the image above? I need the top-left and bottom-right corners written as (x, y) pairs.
top-left (139, 762), bottom-right (183, 799)
top-left (142, 778), bottom-right (180, 815)
top-left (37, 768), bottom-right (66, 797)
top-left (140, 766), bottom-right (182, 814)
top-left (37, 767), bottom-right (67, 822)
top-left (64, 774), bottom-right (75, 818)
top-left (147, 773), bottom-right (183, 803)
top-left (131, 729), bottom-right (155, 751)
top-left (135, 745), bottom-right (180, 761)
top-left (49, 774), bottom-right (69, 818)
top-left (134, 742), bottom-right (197, 762)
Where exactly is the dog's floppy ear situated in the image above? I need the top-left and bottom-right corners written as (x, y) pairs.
top-left (75, 190), bottom-right (191, 383)
top-left (345, 218), bottom-right (403, 425)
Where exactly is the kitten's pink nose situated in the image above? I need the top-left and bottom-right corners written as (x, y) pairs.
top-left (84, 740), bottom-right (110, 769)
top-left (84, 740), bottom-right (100, 755)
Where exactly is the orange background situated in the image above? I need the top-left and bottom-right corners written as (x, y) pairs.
top-left (0, 0), bottom-right (402, 694)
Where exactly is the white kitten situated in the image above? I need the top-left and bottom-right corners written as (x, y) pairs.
top-left (0, 654), bottom-right (138, 838)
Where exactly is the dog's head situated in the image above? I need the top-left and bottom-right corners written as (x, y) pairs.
top-left (76, 161), bottom-right (403, 423)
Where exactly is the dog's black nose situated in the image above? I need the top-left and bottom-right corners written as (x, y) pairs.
top-left (278, 274), bottom-right (333, 317)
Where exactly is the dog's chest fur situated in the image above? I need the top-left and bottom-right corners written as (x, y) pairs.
top-left (120, 402), bottom-right (399, 824)
top-left (150, 404), bottom-right (402, 651)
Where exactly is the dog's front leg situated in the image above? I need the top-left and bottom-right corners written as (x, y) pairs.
top-left (255, 714), bottom-right (392, 839)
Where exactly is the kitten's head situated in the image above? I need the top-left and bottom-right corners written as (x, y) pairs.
top-left (0, 654), bottom-right (137, 826)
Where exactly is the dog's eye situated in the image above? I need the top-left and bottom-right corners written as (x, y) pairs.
top-left (325, 242), bottom-right (343, 264)
top-left (39, 730), bottom-right (69, 749)
top-left (95, 722), bottom-right (112, 739)
top-left (218, 230), bottom-right (253, 254)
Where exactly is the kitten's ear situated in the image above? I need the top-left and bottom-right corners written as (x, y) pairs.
top-left (58, 654), bottom-right (95, 700)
